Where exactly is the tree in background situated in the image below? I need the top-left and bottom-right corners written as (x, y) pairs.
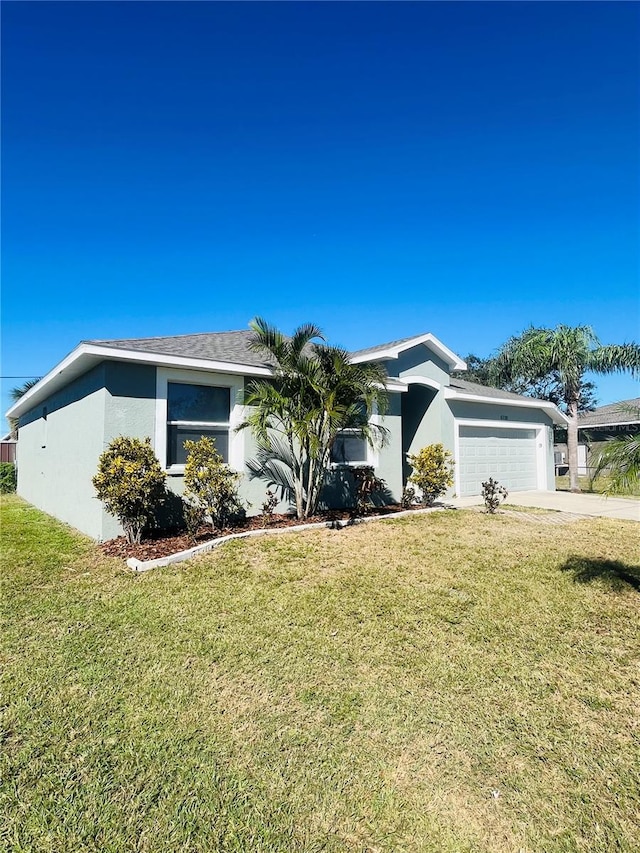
top-left (592, 404), bottom-right (640, 495)
top-left (454, 356), bottom-right (598, 413)
top-left (490, 326), bottom-right (640, 492)
top-left (7, 378), bottom-right (42, 438)
top-left (240, 318), bottom-right (389, 519)
top-left (453, 354), bottom-right (494, 386)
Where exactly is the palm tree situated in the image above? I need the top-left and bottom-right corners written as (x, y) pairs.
top-left (240, 318), bottom-right (389, 519)
top-left (456, 354), bottom-right (598, 413)
top-left (592, 404), bottom-right (640, 495)
top-left (10, 378), bottom-right (41, 402)
top-left (491, 326), bottom-right (640, 492)
top-left (7, 377), bottom-right (41, 438)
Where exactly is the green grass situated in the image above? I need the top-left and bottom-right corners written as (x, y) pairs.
top-left (2, 495), bottom-right (639, 853)
top-left (500, 503), bottom-right (555, 514)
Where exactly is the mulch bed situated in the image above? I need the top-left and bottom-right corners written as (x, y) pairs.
top-left (100, 504), bottom-right (411, 561)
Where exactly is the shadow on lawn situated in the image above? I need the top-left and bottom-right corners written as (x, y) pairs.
top-left (561, 555), bottom-right (640, 592)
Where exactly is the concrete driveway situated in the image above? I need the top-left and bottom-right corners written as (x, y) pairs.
top-left (452, 490), bottom-right (640, 521)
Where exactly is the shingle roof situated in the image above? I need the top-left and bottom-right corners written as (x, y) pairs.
top-left (578, 398), bottom-right (640, 427)
top-left (86, 331), bottom-right (277, 369)
top-left (89, 330), bottom-right (467, 373)
top-left (448, 377), bottom-right (547, 403)
top-left (349, 335), bottom-right (427, 359)
top-left (86, 333), bottom-right (544, 404)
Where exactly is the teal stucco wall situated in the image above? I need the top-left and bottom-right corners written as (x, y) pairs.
top-left (393, 345), bottom-right (451, 387)
top-left (17, 365), bottom-right (109, 540)
top-left (102, 362), bottom-right (157, 539)
top-left (17, 362), bottom-right (158, 541)
top-left (446, 399), bottom-right (555, 427)
top-left (391, 343), bottom-right (457, 494)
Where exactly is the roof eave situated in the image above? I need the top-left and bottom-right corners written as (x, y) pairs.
top-left (578, 420), bottom-right (638, 430)
top-left (5, 343), bottom-right (408, 421)
top-left (443, 387), bottom-right (569, 425)
top-left (5, 344), bottom-right (274, 420)
top-left (351, 333), bottom-right (467, 371)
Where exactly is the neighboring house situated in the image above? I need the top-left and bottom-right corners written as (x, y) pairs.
top-left (0, 433), bottom-right (17, 464)
top-left (554, 398), bottom-right (640, 476)
top-left (6, 329), bottom-right (567, 540)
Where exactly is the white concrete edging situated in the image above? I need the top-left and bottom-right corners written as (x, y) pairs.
top-left (126, 504), bottom-right (450, 572)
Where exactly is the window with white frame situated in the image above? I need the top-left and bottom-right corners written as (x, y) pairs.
top-left (331, 429), bottom-right (369, 465)
top-left (167, 382), bottom-right (231, 466)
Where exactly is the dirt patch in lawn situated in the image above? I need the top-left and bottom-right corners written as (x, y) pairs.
top-left (100, 504), bottom-right (414, 561)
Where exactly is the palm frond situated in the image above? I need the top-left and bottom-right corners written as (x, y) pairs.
top-left (289, 323), bottom-right (324, 360)
top-left (588, 344), bottom-right (640, 378)
top-left (10, 377), bottom-right (42, 402)
top-left (237, 320), bottom-right (391, 517)
top-left (247, 316), bottom-right (289, 363)
top-left (246, 436), bottom-right (297, 503)
top-left (592, 433), bottom-right (640, 495)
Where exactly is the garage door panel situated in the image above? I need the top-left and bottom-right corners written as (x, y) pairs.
top-left (458, 426), bottom-right (538, 496)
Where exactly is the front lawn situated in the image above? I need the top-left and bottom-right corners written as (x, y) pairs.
top-left (2, 495), bottom-right (639, 852)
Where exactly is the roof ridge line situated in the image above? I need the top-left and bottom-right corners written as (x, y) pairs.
top-left (84, 329), bottom-right (251, 344)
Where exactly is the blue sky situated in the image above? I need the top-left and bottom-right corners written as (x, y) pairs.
top-left (2, 1), bottom-right (638, 420)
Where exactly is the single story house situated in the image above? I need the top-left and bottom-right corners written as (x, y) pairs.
top-left (6, 329), bottom-right (567, 540)
top-left (554, 398), bottom-right (640, 476)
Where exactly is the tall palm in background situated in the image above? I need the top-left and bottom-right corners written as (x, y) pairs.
top-left (491, 326), bottom-right (640, 492)
top-left (240, 317), bottom-right (389, 519)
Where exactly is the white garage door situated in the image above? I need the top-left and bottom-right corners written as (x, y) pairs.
top-left (458, 426), bottom-right (538, 497)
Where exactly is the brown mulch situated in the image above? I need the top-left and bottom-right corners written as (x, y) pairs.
top-left (100, 505), bottom-right (411, 561)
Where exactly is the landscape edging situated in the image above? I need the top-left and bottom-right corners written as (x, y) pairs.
top-left (126, 504), bottom-right (450, 572)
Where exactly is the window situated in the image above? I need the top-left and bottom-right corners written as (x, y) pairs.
top-left (167, 382), bottom-right (230, 466)
top-left (331, 430), bottom-right (368, 465)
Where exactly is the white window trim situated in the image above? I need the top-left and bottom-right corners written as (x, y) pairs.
top-left (453, 417), bottom-right (550, 496)
top-left (330, 427), bottom-right (380, 469)
top-left (155, 367), bottom-right (245, 474)
top-left (330, 399), bottom-right (384, 469)
top-left (167, 420), bottom-right (230, 428)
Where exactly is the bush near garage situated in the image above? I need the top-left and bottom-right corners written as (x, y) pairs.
top-left (406, 443), bottom-right (454, 505)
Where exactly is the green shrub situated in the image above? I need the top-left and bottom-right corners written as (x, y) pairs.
top-left (183, 437), bottom-right (244, 531)
top-left (93, 437), bottom-right (166, 544)
top-left (183, 500), bottom-right (206, 543)
top-left (481, 477), bottom-right (508, 513)
top-left (350, 465), bottom-right (386, 516)
top-left (261, 489), bottom-right (279, 526)
top-left (0, 462), bottom-right (17, 494)
top-left (401, 485), bottom-right (417, 509)
top-left (407, 443), bottom-right (454, 506)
